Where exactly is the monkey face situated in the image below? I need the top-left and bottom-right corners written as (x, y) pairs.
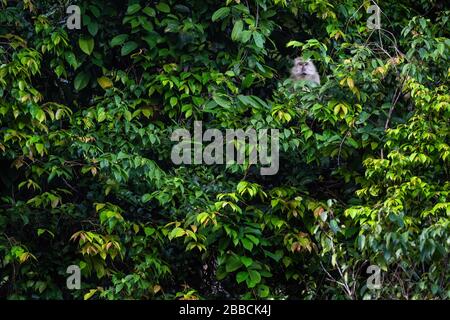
top-left (291, 58), bottom-right (316, 77)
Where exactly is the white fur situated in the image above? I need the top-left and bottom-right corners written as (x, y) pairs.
top-left (290, 58), bottom-right (320, 85)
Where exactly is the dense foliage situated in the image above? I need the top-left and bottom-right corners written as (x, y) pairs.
top-left (0, 0), bottom-right (449, 300)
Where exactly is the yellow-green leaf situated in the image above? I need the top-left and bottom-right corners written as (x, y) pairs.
top-left (347, 77), bottom-right (355, 90)
top-left (84, 289), bottom-right (97, 300)
top-left (97, 76), bottom-right (113, 89)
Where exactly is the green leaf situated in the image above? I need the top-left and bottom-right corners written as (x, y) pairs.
top-left (169, 227), bottom-right (185, 239)
top-left (213, 95), bottom-right (231, 108)
top-left (258, 284), bottom-right (270, 298)
top-left (241, 30), bottom-right (252, 43)
top-left (212, 7), bottom-right (230, 22)
top-left (87, 22), bottom-right (99, 36)
top-left (143, 33), bottom-right (158, 49)
top-left (64, 51), bottom-right (78, 69)
top-left (144, 227), bottom-right (155, 236)
top-left (253, 32), bottom-right (265, 48)
top-left (127, 4), bottom-right (141, 15)
top-left (286, 40), bottom-right (302, 47)
top-left (330, 219), bottom-right (341, 234)
top-left (30, 106), bottom-right (46, 122)
top-left (236, 271), bottom-right (248, 284)
top-left (121, 41), bottom-right (138, 56)
top-left (74, 71), bottom-right (90, 91)
top-left (143, 7), bottom-right (156, 17)
top-left (35, 143), bottom-right (44, 155)
top-left (247, 270), bottom-right (261, 288)
top-left (241, 238), bottom-right (253, 251)
top-left (231, 20), bottom-right (243, 41)
top-left (246, 234), bottom-right (260, 245)
top-left (240, 256), bottom-right (253, 268)
top-left (78, 36), bottom-right (94, 55)
top-left (358, 234), bottom-right (366, 250)
top-left (36, 110), bottom-right (45, 122)
top-left (110, 34), bottom-right (128, 47)
top-left (242, 74), bottom-right (255, 89)
top-left (264, 249), bottom-right (283, 262)
top-left (156, 2), bottom-right (170, 13)
top-left (97, 110), bottom-right (106, 122)
top-left (226, 255), bottom-right (242, 273)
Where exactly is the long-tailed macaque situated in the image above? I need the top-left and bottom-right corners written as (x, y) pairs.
top-left (290, 57), bottom-right (321, 85)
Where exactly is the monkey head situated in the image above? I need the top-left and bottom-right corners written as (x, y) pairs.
top-left (290, 57), bottom-right (321, 85)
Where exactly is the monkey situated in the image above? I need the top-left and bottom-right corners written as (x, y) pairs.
top-left (290, 57), bottom-right (321, 85)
